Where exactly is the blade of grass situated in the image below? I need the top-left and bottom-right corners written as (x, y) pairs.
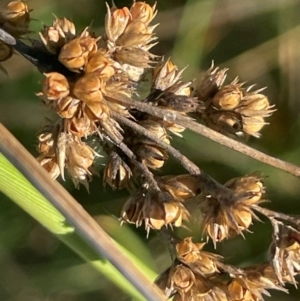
top-left (0, 123), bottom-right (165, 301)
top-left (172, 0), bottom-right (217, 78)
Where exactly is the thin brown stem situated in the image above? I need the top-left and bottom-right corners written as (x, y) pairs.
top-left (119, 98), bottom-right (300, 177)
top-left (102, 122), bottom-right (160, 191)
top-left (253, 205), bottom-right (298, 224)
top-left (112, 112), bottom-right (200, 175)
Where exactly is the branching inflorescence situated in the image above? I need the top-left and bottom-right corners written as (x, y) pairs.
top-left (1, 1), bottom-right (300, 300)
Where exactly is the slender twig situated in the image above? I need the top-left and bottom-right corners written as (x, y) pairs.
top-left (118, 98), bottom-right (300, 177)
top-left (253, 205), bottom-right (299, 224)
top-left (112, 112), bottom-right (200, 175)
top-left (118, 141), bottom-right (160, 191)
top-left (0, 123), bottom-right (166, 301)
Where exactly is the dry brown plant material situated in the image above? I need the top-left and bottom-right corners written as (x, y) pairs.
top-left (1, 1), bottom-right (300, 300)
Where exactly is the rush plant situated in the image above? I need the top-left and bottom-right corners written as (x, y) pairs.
top-left (1, 1), bottom-right (300, 301)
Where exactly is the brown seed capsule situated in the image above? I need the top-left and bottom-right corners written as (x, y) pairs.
top-left (225, 173), bottom-right (264, 205)
top-left (121, 188), bottom-right (189, 234)
top-left (85, 50), bottom-right (115, 79)
top-left (114, 47), bottom-right (156, 68)
top-left (116, 18), bottom-right (157, 48)
top-left (242, 115), bottom-right (266, 137)
top-left (171, 265), bottom-right (195, 295)
top-left (105, 3), bottom-right (131, 42)
top-left (195, 62), bottom-right (228, 102)
top-left (84, 101), bottom-right (110, 121)
top-left (130, 1), bottom-right (157, 25)
top-left (212, 84), bottom-right (243, 110)
top-left (42, 72), bottom-right (70, 101)
top-left (206, 111), bottom-right (242, 136)
top-left (66, 109), bottom-right (97, 137)
top-left (59, 31), bottom-right (98, 71)
top-left (160, 174), bottom-right (200, 200)
top-left (40, 17), bottom-right (76, 54)
top-left (269, 224), bottom-right (300, 286)
top-left (176, 237), bottom-right (221, 276)
top-left (152, 59), bottom-right (182, 91)
top-left (138, 120), bottom-right (170, 144)
top-left (239, 93), bottom-right (270, 111)
top-left (1, 1), bottom-right (30, 36)
top-left (136, 144), bottom-right (168, 169)
top-left (73, 73), bottom-right (105, 104)
top-left (65, 137), bottom-right (96, 189)
top-left (104, 152), bottom-right (131, 190)
top-left (54, 96), bottom-right (80, 119)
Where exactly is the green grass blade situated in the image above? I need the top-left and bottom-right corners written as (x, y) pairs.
top-left (0, 153), bottom-right (155, 300)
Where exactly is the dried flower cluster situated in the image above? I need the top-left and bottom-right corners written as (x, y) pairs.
top-left (0, 0), bottom-right (30, 61)
top-left (195, 65), bottom-right (275, 138)
top-left (1, 1), bottom-right (300, 300)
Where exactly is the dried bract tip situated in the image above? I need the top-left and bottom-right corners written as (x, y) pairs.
top-left (105, 3), bottom-right (131, 43)
top-left (269, 224), bottom-right (300, 286)
top-left (40, 17), bottom-right (76, 54)
top-left (103, 151), bottom-right (132, 190)
top-left (130, 1), bottom-right (157, 25)
top-left (195, 62), bottom-right (228, 102)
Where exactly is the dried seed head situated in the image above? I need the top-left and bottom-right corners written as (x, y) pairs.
top-left (269, 224), bottom-right (300, 286)
top-left (228, 266), bottom-right (286, 301)
top-left (176, 237), bottom-right (221, 276)
top-left (103, 152), bottom-right (132, 190)
top-left (85, 49), bottom-right (115, 79)
top-left (206, 111), bottom-right (242, 136)
top-left (136, 143), bottom-right (168, 169)
top-left (1, 1), bottom-right (29, 23)
top-left (1, 0), bottom-right (30, 36)
top-left (73, 73), bottom-right (105, 104)
top-left (116, 21), bottom-right (155, 47)
top-left (242, 115), bottom-right (266, 138)
top-left (65, 136), bottom-right (97, 189)
top-left (212, 84), bottom-right (243, 110)
top-left (54, 96), bottom-right (80, 119)
top-left (0, 41), bottom-right (12, 62)
top-left (40, 17), bottom-right (76, 54)
top-left (200, 174), bottom-right (263, 246)
top-left (59, 30), bottom-right (98, 71)
top-left (171, 265), bottom-right (196, 296)
top-left (138, 120), bottom-right (170, 144)
top-left (130, 1), bottom-right (157, 25)
top-left (160, 174), bottom-right (200, 200)
top-left (238, 93), bottom-right (271, 112)
top-left (152, 59), bottom-right (182, 91)
top-left (225, 173), bottom-right (264, 205)
top-left (114, 47), bottom-right (156, 68)
top-left (105, 3), bottom-right (131, 42)
top-left (121, 188), bottom-right (189, 234)
top-left (42, 72), bottom-right (70, 101)
top-left (195, 62), bottom-right (228, 102)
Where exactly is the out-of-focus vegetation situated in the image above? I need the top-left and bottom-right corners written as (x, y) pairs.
top-left (1, 0), bottom-right (300, 300)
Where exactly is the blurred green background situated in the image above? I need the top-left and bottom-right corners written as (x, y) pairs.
top-left (1, 0), bottom-right (300, 300)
